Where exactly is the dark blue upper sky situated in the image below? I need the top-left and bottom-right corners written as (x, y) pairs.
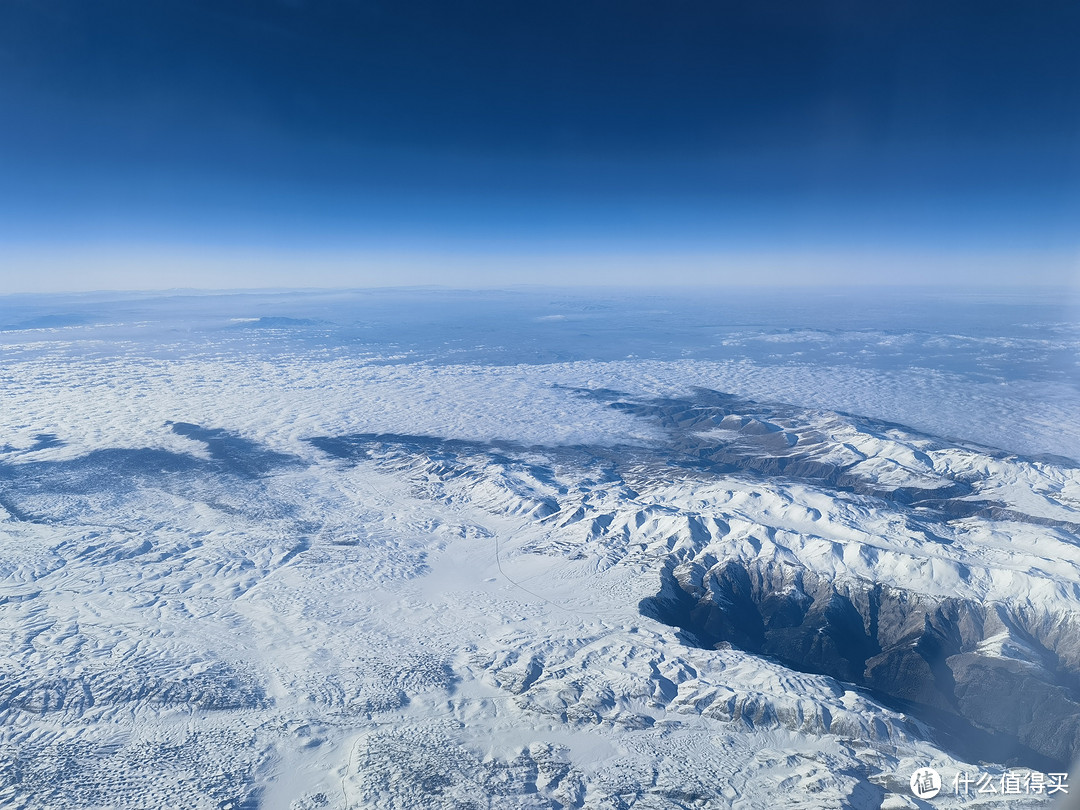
top-left (1, 0), bottom-right (1078, 289)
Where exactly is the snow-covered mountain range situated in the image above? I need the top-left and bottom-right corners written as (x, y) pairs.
top-left (1, 288), bottom-right (1077, 809)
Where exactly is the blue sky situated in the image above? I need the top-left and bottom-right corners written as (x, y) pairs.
top-left (1, 0), bottom-right (1078, 291)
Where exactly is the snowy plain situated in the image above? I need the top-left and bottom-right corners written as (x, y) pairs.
top-left (1, 286), bottom-right (1078, 809)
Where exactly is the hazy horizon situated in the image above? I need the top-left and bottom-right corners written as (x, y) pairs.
top-left (2, 247), bottom-right (1077, 295)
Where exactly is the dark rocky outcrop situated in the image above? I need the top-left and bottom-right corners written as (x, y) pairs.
top-left (643, 556), bottom-right (1080, 769)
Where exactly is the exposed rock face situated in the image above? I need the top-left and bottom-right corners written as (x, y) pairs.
top-left (643, 556), bottom-right (1080, 768)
